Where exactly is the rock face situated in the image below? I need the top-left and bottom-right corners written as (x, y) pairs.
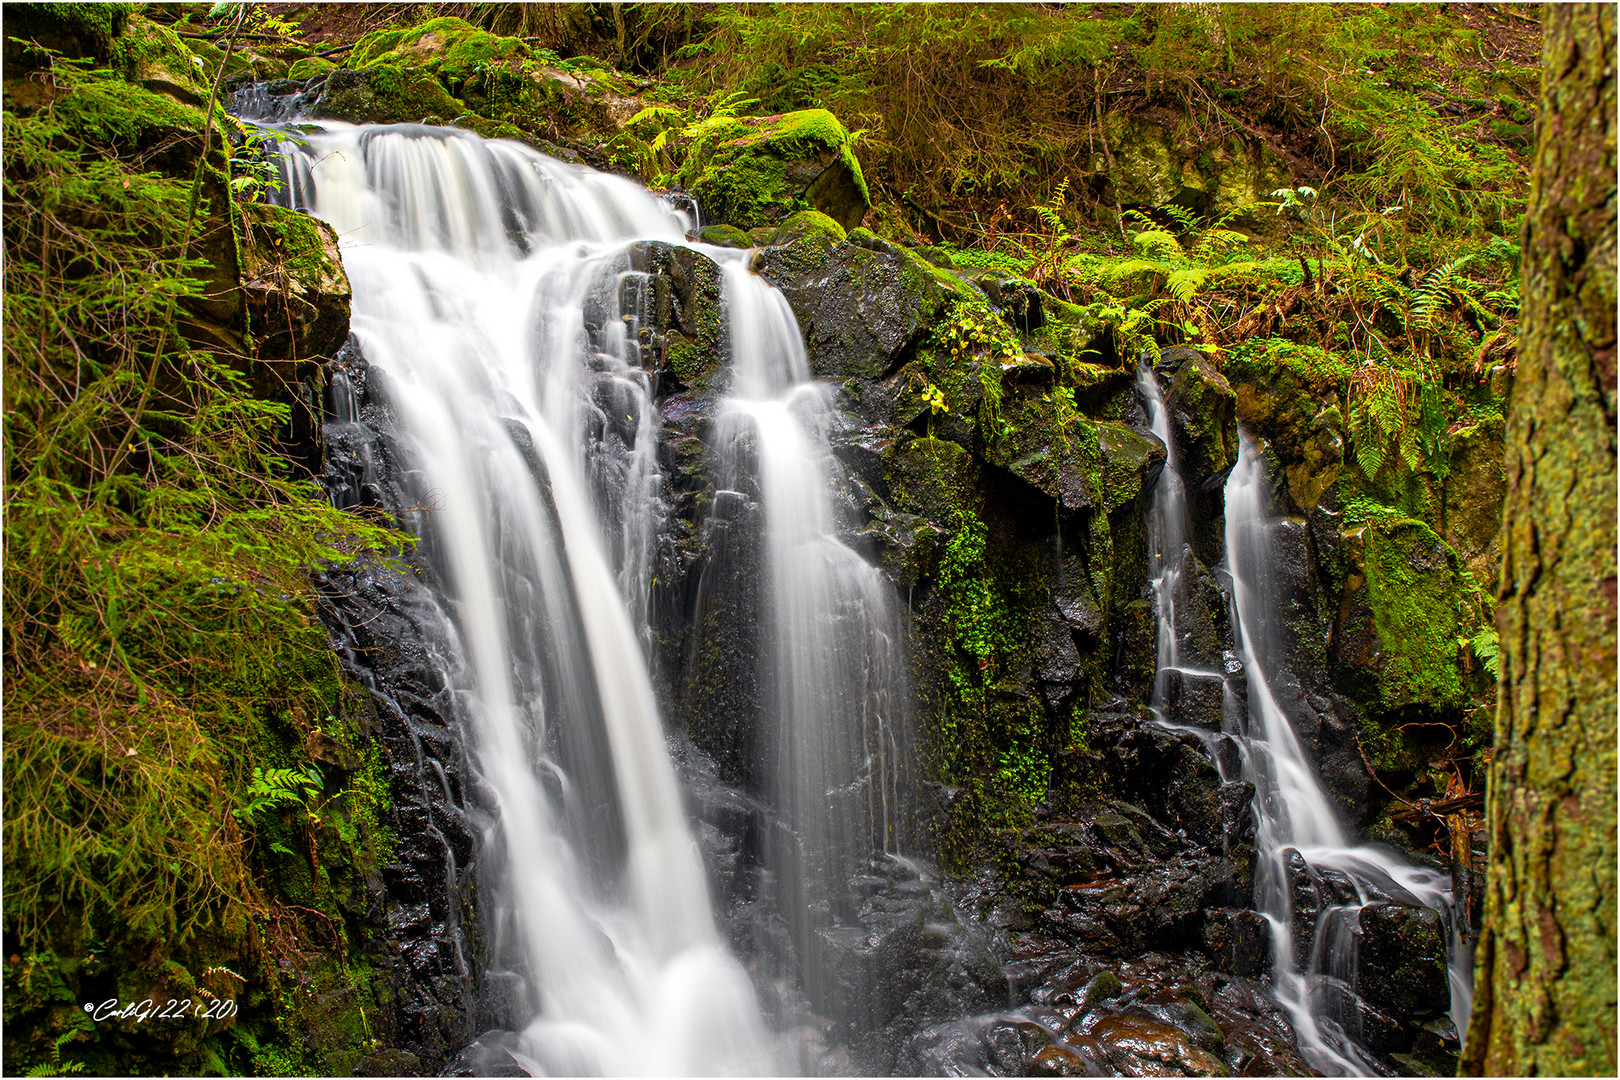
top-left (753, 216), bottom-right (957, 378)
top-left (1092, 111), bottom-right (1294, 230)
top-left (317, 340), bottom-right (482, 1072)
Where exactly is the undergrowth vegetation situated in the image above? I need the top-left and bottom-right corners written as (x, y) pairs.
top-left (3, 44), bottom-right (401, 1075)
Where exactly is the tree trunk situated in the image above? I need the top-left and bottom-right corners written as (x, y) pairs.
top-left (1462, 5), bottom-right (1617, 1075)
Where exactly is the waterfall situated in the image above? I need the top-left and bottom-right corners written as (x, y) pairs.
top-left (257, 119), bottom-right (771, 1074)
top-left (1224, 433), bottom-right (1472, 1075)
top-left (1138, 367), bottom-right (1472, 1076)
top-left (1137, 363), bottom-right (1225, 732)
top-left (710, 257), bottom-right (911, 1026)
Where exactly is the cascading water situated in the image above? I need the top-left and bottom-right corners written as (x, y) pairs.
top-left (1138, 368), bottom-right (1472, 1075)
top-left (255, 118), bottom-right (772, 1074)
top-left (1223, 433), bottom-right (1472, 1074)
top-left (1137, 364), bottom-right (1226, 734)
top-left (709, 256), bottom-right (911, 1027)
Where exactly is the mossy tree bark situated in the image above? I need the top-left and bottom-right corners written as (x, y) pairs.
top-left (1462, 4), bottom-right (1617, 1075)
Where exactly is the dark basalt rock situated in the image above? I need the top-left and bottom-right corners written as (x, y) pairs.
top-left (316, 338), bottom-right (480, 1071)
top-left (753, 226), bottom-right (955, 380)
top-left (1202, 908), bottom-right (1272, 977)
top-left (1356, 903), bottom-right (1450, 1020)
top-left (1164, 350), bottom-right (1238, 488)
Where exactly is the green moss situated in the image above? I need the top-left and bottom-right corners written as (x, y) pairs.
top-left (1363, 519), bottom-right (1479, 709)
top-left (902, 470), bottom-right (1056, 865)
top-left (769, 208), bottom-right (846, 246)
top-left (348, 27), bottom-right (407, 67)
top-left (316, 64), bottom-right (463, 126)
top-left (680, 108), bottom-right (870, 230)
top-left (287, 56), bottom-right (337, 81)
top-left (5, 2), bottom-right (133, 63)
top-left (241, 203), bottom-right (343, 284)
top-left (353, 16), bottom-right (528, 85)
top-left (54, 75), bottom-right (204, 149)
top-left (664, 332), bottom-right (706, 384)
top-left (108, 14), bottom-right (206, 98)
top-left (698, 223), bottom-right (754, 248)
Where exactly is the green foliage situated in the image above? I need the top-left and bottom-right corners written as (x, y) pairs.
top-left (237, 766), bottom-right (324, 827)
top-left (24, 1031), bottom-right (86, 1077)
top-left (933, 505), bottom-right (1052, 828)
top-left (933, 298), bottom-right (1022, 437)
top-left (3, 46), bottom-right (403, 1075)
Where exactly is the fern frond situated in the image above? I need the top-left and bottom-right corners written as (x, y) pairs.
top-left (1105, 257), bottom-right (1170, 283)
top-left (1166, 267), bottom-right (1210, 303)
top-left (1132, 229), bottom-right (1182, 257)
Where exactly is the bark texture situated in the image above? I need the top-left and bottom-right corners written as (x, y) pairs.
top-left (1462, 5), bottom-right (1617, 1075)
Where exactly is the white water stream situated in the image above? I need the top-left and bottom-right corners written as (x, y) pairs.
top-left (1139, 367), bottom-right (1472, 1075)
top-left (261, 121), bottom-right (773, 1074)
top-left (710, 258), bottom-right (909, 1021)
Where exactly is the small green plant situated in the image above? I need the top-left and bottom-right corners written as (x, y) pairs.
top-left (236, 766), bottom-right (324, 827)
top-left (935, 299), bottom-right (1023, 438)
top-left (24, 1032), bottom-right (85, 1077)
top-left (1468, 625), bottom-right (1501, 680)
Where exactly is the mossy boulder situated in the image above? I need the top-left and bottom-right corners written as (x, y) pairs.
top-left (1331, 520), bottom-right (1483, 713)
top-left (769, 208), bottom-right (847, 247)
top-left (622, 241), bottom-right (726, 391)
top-left (238, 203), bottom-right (352, 374)
top-left (1437, 415), bottom-right (1507, 583)
top-left (331, 16), bottom-right (639, 143)
top-left (109, 13), bottom-right (208, 106)
top-left (697, 223), bottom-right (754, 249)
top-left (1228, 355), bottom-right (1345, 512)
top-left (53, 76), bottom-right (205, 165)
top-left (985, 396), bottom-right (1164, 516)
top-left (679, 109), bottom-right (871, 232)
top-left (1, 2), bottom-right (132, 77)
top-left (311, 64), bottom-right (463, 126)
top-left (287, 55), bottom-right (338, 82)
top-left (349, 16), bottom-right (528, 81)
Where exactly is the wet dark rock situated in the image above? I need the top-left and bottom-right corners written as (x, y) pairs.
top-left (1028, 1041), bottom-right (1093, 1076)
top-left (446, 1031), bottom-right (533, 1076)
top-left (353, 1048), bottom-right (423, 1077)
top-left (753, 230), bottom-right (956, 379)
top-left (316, 341), bottom-right (479, 1071)
top-left (1357, 903), bottom-right (1450, 1020)
top-left (1164, 351), bottom-right (1238, 487)
top-left (1201, 907), bottom-right (1271, 978)
top-left (983, 1017), bottom-right (1053, 1074)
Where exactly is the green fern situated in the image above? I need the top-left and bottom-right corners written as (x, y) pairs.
top-left (25, 1032), bottom-right (84, 1077)
top-left (1470, 626), bottom-right (1501, 679)
top-left (235, 765), bottom-right (322, 825)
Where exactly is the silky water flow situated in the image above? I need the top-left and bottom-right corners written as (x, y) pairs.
top-left (1138, 365), bottom-right (1472, 1076)
top-left (256, 119), bottom-right (779, 1075)
top-left (707, 256), bottom-right (911, 1027)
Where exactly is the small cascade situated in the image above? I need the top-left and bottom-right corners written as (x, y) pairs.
top-left (709, 256), bottom-right (912, 1028)
top-left (255, 118), bottom-right (771, 1074)
top-left (1138, 364), bottom-right (1472, 1075)
top-left (1137, 363), bottom-right (1226, 735)
top-left (1223, 433), bottom-right (1472, 1074)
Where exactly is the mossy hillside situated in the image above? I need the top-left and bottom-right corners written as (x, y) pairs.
top-left (317, 15), bottom-right (642, 148)
top-left (107, 13), bottom-right (209, 105)
top-left (1, 2), bottom-right (133, 71)
top-left (2, 19), bottom-right (407, 1076)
